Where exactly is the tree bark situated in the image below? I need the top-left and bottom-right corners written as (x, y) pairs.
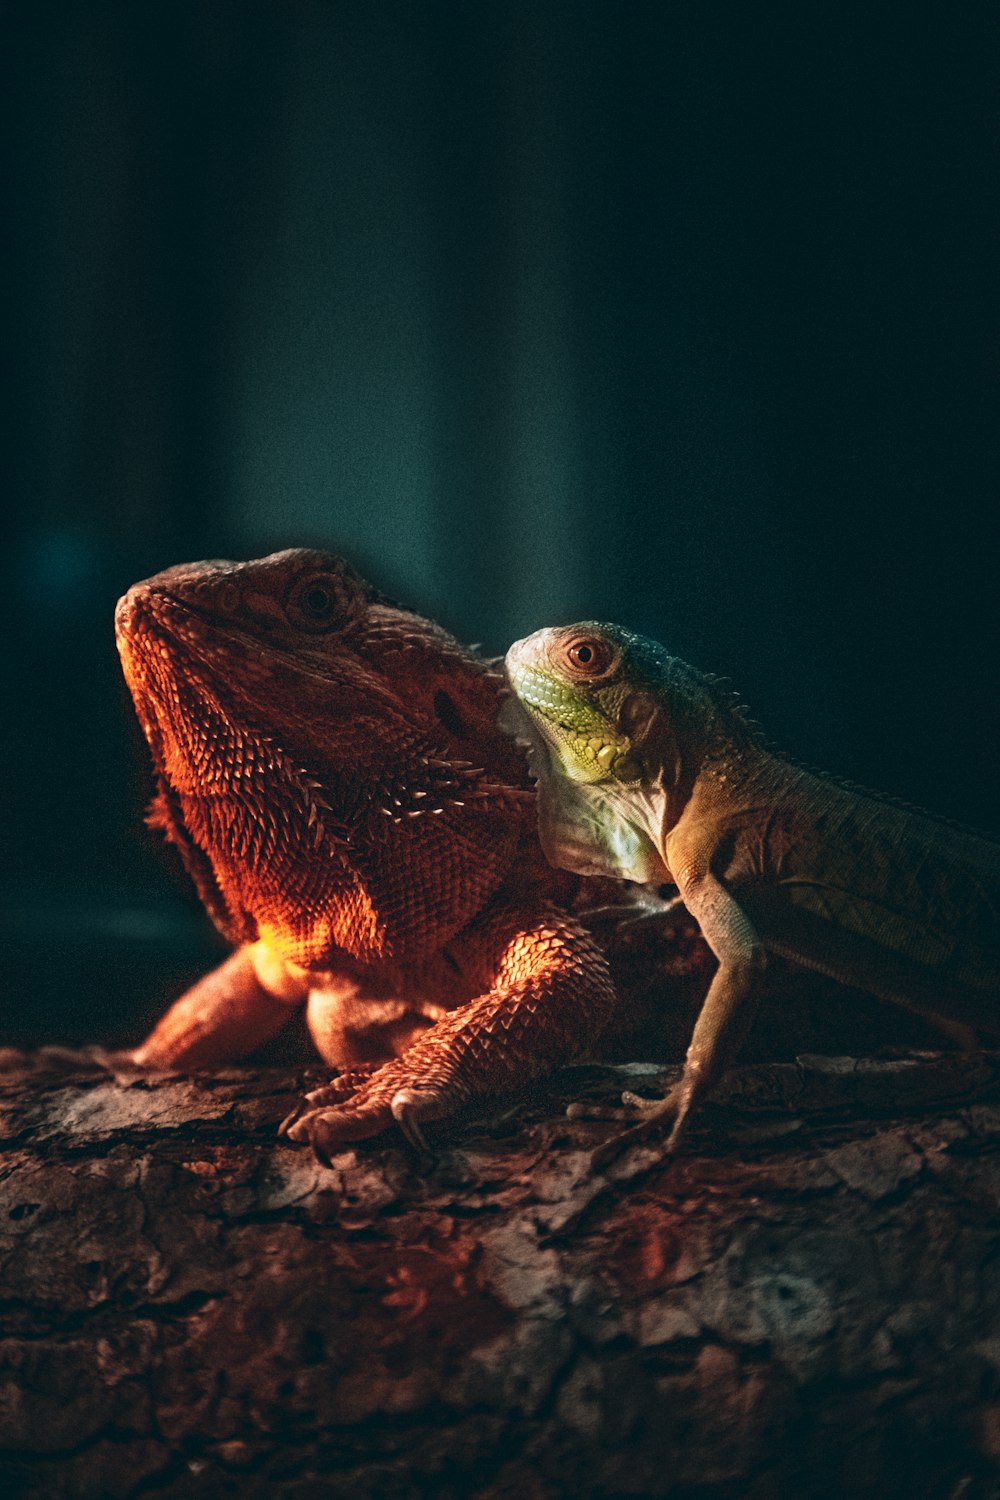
top-left (2, 1049), bottom-right (1000, 1499)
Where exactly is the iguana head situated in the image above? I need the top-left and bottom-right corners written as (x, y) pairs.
top-left (502, 623), bottom-right (672, 882)
top-left (116, 549), bottom-right (530, 966)
top-left (503, 622), bottom-right (762, 883)
top-left (503, 623), bottom-right (662, 787)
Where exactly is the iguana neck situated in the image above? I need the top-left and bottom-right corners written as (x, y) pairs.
top-left (599, 682), bottom-right (765, 882)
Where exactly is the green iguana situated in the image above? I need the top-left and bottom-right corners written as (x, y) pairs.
top-left (502, 622), bottom-right (1000, 1160)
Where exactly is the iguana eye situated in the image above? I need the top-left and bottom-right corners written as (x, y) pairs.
top-left (563, 636), bottom-right (614, 676)
top-left (286, 572), bottom-right (355, 633)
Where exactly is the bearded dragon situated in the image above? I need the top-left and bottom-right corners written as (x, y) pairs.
top-left (116, 550), bottom-right (693, 1161)
top-left (503, 622), bottom-right (1000, 1160)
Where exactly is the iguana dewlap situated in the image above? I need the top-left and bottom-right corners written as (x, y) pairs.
top-left (115, 550), bottom-right (637, 1159)
top-left (504, 622), bottom-right (1000, 1156)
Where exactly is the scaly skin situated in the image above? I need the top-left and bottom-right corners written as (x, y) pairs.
top-left (115, 550), bottom-right (634, 1158)
top-left (505, 622), bottom-right (1000, 1159)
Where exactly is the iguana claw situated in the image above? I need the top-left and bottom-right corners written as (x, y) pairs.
top-left (567, 1083), bottom-right (689, 1171)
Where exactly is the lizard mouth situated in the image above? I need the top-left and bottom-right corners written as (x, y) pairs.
top-left (500, 666), bottom-right (632, 786)
top-left (116, 586), bottom-right (336, 719)
top-left (116, 589), bottom-right (272, 787)
top-left (116, 586), bottom-right (221, 676)
top-left (497, 690), bottom-right (556, 786)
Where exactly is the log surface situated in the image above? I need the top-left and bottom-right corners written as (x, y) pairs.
top-left (2, 1050), bottom-right (1000, 1499)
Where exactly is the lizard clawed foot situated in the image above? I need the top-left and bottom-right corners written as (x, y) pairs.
top-left (277, 1069), bottom-right (376, 1138)
top-left (284, 1102), bottom-right (394, 1166)
top-left (580, 1085), bottom-right (691, 1171)
top-left (282, 1084), bottom-right (450, 1167)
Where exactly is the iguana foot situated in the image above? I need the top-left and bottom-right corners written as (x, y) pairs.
top-left (589, 1091), bottom-right (688, 1169)
top-left (566, 1083), bottom-right (693, 1170)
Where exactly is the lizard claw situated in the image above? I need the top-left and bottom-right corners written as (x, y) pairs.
top-left (277, 1102), bottom-right (307, 1137)
top-left (284, 1101), bottom-right (395, 1163)
top-left (278, 1071), bottom-right (377, 1139)
top-left (283, 1085), bottom-right (451, 1167)
top-left (389, 1087), bottom-right (449, 1160)
top-left (585, 1086), bottom-right (687, 1172)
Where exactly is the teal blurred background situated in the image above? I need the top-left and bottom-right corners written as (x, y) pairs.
top-left (2, 2), bottom-right (997, 1041)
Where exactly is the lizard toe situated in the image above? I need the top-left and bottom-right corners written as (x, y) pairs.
top-left (285, 1101), bottom-right (396, 1162)
top-left (565, 1099), bottom-right (634, 1122)
top-left (279, 1071), bottom-right (381, 1137)
top-left (566, 1084), bottom-right (675, 1125)
top-left (589, 1089), bottom-right (682, 1171)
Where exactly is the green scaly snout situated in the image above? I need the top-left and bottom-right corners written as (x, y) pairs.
top-left (507, 664), bottom-right (641, 784)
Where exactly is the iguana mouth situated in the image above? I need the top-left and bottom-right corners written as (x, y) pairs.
top-left (502, 662), bottom-right (634, 788)
top-left (505, 666), bottom-right (591, 732)
top-left (497, 690), bottom-right (553, 782)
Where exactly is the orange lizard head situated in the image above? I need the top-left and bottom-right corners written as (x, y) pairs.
top-left (115, 549), bottom-right (531, 966)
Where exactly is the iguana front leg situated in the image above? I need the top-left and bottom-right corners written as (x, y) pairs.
top-left (284, 901), bottom-right (618, 1161)
top-left (591, 869), bottom-right (765, 1166)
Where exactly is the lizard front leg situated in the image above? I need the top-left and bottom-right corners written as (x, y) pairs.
top-left (591, 870), bottom-right (766, 1167)
top-left (129, 941), bottom-right (309, 1069)
top-left (284, 901), bottom-right (618, 1162)
top-left (304, 974), bottom-right (449, 1071)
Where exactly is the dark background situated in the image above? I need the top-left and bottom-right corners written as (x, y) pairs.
top-left (2, 1), bottom-right (997, 1044)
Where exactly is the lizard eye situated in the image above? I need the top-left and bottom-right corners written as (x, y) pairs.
top-left (563, 636), bottom-right (614, 676)
top-left (286, 572), bottom-right (356, 633)
top-left (304, 586), bottom-right (332, 616)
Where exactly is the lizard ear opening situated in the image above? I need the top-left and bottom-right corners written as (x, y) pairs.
top-left (434, 688), bottom-right (470, 739)
top-left (619, 691), bottom-right (657, 742)
top-left (619, 690), bottom-right (684, 791)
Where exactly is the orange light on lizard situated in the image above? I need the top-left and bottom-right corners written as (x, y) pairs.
top-left (115, 550), bottom-right (630, 1160)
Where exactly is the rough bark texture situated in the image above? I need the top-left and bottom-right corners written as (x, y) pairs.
top-left (2, 1050), bottom-right (1000, 1500)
